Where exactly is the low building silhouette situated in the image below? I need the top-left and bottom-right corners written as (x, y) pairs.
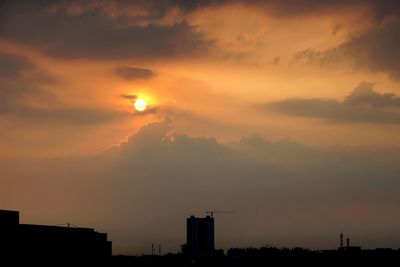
top-left (185, 215), bottom-right (214, 257)
top-left (0, 209), bottom-right (111, 262)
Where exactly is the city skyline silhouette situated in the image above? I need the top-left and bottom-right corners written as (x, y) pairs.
top-left (2, 208), bottom-right (400, 266)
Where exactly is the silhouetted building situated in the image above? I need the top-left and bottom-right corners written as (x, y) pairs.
top-left (0, 209), bottom-right (19, 226)
top-left (0, 209), bottom-right (111, 262)
top-left (337, 234), bottom-right (361, 252)
top-left (185, 215), bottom-right (214, 257)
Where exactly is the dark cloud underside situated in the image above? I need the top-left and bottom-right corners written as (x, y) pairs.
top-left (2, 1), bottom-right (399, 61)
top-left (97, 0), bottom-right (400, 21)
top-left (344, 82), bottom-right (400, 108)
top-left (11, 107), bottom-right (133, 125)
top-left (0, 53), bottom-right (55, 112)
top-left (294, 21), bottom-right (400, 80)
top-left (121, 94), bottom-right (138, 100)
top-left (0, 2), bottom-right (212, 60)
top-left (265, 82), bottom-right (400, 124)
top-left (115, 67), bottom-right (156, 80)
top-left (0, 53), bottom-right (33, 77)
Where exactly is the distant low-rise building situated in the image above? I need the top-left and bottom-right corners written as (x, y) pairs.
top-left (0, 209), bottom-right (111, 262)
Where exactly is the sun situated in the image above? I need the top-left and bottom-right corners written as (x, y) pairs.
top-left (134, 99), bottom-right (147, 112)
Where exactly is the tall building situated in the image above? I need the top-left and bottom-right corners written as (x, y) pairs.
top-left (0, 209), bottom-right (111, 262)
top-left (186, 215), bottom-right (214, 257)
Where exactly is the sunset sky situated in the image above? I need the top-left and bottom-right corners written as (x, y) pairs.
top-left (1, 0), bottom-right (400, 254)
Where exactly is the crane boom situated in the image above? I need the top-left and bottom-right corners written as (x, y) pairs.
top-left (206, 210), bottom-right (235, 217)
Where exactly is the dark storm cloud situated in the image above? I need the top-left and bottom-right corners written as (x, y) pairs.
top-left (294, 20), bottom-right (400, 80)
top-left (0, 1), bottom-right (213, 60)
top-left (264, 82), bottom-right (400, 124)
top-left (115, 67), bottom-right (156, 80)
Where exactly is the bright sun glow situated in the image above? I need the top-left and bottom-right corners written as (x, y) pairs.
top-left (134, 99), bottom-right (147, 112)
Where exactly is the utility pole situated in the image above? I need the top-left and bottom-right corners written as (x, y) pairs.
top-left (340, 233), bottom-right (344, 248)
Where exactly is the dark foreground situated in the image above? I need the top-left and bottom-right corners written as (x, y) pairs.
top-left (5, 247), bottom-right (400, 266)
top-left (109, 247), bottom-right (400, 267)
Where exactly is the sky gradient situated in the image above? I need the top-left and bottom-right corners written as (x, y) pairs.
top-left (1, 0), bottom-right (400, 254)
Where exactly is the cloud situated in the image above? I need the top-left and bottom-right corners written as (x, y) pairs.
top-left (265, 82), bottom-right (400, 124)
top-left (120, 94), bottom-right (138, 100)
top-left (0, 2), bottom-right (213, 60)
top-left (90, 0), bottom-right (400, 22)
top-left (293, 20), bottom-right (400, 80)
top-left (2, 117), bottom-right (400, 253)
top-left (10, 107), bottom-right (134, 126)
top-left (2, 1), bottom-right (398, 62)
top-left (45, 1), bottom-right (399, 22)
top-left (115, 67), bottom-right (156, 80)
top-left (344, 82), bottom-right (400, 108)
top-left (257, 0), bottom-right (400, 21)
top-left (3, 101), bottom-right (158, 126)
top-left (0, 53), bottom-right (33, 77)
top-left (1, 100), bottom-right (143, 126)
top-left (0, 53), bottom-right (152, 125)
top-left (0, 53), bottom-right (56, 113)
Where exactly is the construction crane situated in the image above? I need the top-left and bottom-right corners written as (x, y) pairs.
top-left (56, 222), bottom-right (79, 228)
top-left (205, 210), bottom-right (235, 218)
